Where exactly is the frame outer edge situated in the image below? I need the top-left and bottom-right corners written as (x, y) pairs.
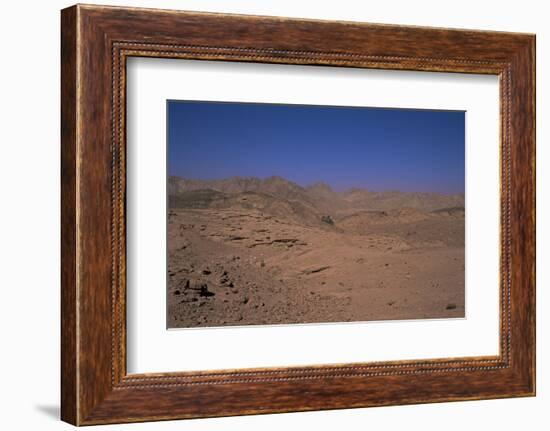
top-left (508, 35), bottom-right (536, 395)
top-left (61, 5), bottom-right (80, 426)
top-left (524, 34), bottom-right (536, 395)
top-left (526, 35), bottom-right (536, 395)
top-left (531, 34), bottom-right (536, 396)
top-left (61, 4), bottom-right (536, 425)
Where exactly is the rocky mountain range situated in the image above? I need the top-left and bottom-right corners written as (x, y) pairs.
top-left (168, 175), bottom-right (464, 224)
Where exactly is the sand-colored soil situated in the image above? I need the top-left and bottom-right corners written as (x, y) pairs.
top-left (167, 204), bottom-right (464, 328)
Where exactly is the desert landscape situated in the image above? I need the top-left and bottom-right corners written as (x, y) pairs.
top-left (167, 175), bottom-right (465, 328)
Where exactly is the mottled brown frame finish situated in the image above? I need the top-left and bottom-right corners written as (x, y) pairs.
top-left (61, 4), bottom-right (535, 426)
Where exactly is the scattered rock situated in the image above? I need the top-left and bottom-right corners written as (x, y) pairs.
top-left (446, 303), bottom-right (457, 310)
top-left (220, 272), bottom-right (229, 284)
top-left (202, 269), bottom-right (212, 275)
top-left (321, 215), bottom-right (334, 225)
top-left (304, 266), bottom-right (331, 275)
top-left (173, 290), bottom-right (181, 296)
top-left (273, 238), bottom-right (299, 244)
top-left (199, 284), bottom-right (215, 297)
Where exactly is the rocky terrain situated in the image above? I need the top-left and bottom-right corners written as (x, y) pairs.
top-left (167, 176), bottom-right (465, 328)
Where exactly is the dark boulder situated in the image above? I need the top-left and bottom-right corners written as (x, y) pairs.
top-left (199, 284), bottom-right (215, 297)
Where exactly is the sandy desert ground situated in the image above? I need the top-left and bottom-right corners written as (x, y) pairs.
top-left (167, 176), bottom-right (465, 328)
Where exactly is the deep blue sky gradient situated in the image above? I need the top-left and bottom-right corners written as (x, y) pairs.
top-left (168, 101), bottom-right (465, 194)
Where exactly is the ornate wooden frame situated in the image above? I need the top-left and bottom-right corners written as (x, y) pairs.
top-left (61, 4), bottom-right (535, 425)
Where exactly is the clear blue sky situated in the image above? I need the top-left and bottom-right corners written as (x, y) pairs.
top-left (168, 100), bottom-right (465, 194)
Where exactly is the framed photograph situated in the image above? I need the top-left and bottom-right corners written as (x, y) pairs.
top-left (61, 4), bottom-right (536, 425)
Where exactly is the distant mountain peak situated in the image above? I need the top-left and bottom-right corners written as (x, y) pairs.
top-left (307, 181), bottom-right (334, 193)
top-left (345, 187), bottom-right (369, 194)
top-left (264, 175), bottom-right (293, 184)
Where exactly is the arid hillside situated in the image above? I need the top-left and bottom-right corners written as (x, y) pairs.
top-left (167, 176), bottom-right (465, 328)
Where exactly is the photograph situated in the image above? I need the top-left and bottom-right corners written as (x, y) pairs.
top-left (167, 101), bottom-right (466, 328)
